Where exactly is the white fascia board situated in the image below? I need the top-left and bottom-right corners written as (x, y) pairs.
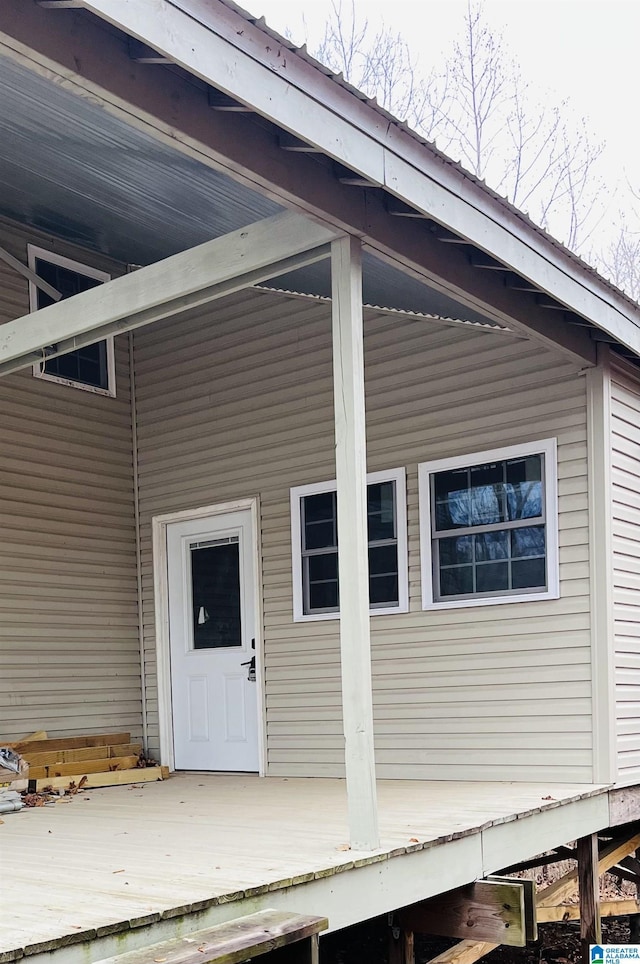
top-left (77, 0), bottom-right (640, 356)
top-left (0, 211), bottom-right (335, 375)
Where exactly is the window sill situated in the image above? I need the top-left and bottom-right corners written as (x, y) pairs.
top-left (421, 588), bottom-right (560, 611)
top-left (293, 603), bottom-right (409, 623)
top-left (33, 368), bottom-right (116, 397)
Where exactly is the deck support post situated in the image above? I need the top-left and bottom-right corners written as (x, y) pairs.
top-left (331, 234), bottom-right (379, 851)
top-left (403, 930), bottom-right (415, 964)
top-left (631, 847), bottom-right (640, 942)
top-left (577, 833), bottom-right (601, 962)
top-left (388, 917), bottom-right (402, 964)
top-left (388, 917), bottom-right (414, 964)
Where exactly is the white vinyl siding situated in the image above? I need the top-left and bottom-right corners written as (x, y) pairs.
top-left (134, 287), bottom-right (593, 782)
top-left (611, 363), bottom-right (640, 782)
top-left (0, 216), bottom-right (141, 743)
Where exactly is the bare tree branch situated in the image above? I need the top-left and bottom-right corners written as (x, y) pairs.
top-left (312, 0), bottom-right (606, 256)
top-left (592, 215), bottom-right (640, 301)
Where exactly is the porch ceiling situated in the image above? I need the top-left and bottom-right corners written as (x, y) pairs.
top-left (0, 55), bottom-right (282, 263)
top-left (0, 53), bottom-right (497, 328)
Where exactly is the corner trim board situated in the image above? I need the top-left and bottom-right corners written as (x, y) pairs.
top-left (586, 349), bottom-right (616, 783)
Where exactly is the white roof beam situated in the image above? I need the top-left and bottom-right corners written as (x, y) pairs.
top-left (0, 212), bottom-right (336, 377)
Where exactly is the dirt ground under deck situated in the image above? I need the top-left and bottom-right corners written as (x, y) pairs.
top-left (322, 866), bottom-right (639, 963)
top-left (322, 915), bottom-right (632, 963)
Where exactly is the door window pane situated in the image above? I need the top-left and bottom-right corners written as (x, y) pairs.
top-left (191, 541), bottom-right (241, 649)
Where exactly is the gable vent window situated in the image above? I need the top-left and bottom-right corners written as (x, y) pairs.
top-left (28, 245), bottom-right (115, 396)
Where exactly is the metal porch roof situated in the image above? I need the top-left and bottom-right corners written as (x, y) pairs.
top-left (0, 54), bottom-right (499, 328)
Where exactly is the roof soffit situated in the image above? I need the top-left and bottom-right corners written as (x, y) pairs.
top-left (0, 0), bottom-right (627, 364)
top-left (73, 0), bottom-right (640, 357)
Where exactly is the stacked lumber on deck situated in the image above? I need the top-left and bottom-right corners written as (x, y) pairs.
top-left (0, 730), bottom-right (36, 794)
top-left (0, 746), bottom-right (27, 811)
top-left (5, 731), bottom-right (168, 791)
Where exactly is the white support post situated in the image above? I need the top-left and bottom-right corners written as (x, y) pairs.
top-left (331, 234), bottom-right (379, 851)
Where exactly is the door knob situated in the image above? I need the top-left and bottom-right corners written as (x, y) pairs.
top-left (241, 655), bottom-right (256, 682)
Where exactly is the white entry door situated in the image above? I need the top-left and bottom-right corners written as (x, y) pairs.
top-left (167, 510), bottom-right (259, 772)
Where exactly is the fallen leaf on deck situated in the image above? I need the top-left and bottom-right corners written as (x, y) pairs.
top-left (409, 837), bottom-right (419, 843)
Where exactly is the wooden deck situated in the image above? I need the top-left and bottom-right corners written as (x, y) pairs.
top-left (0, 773), bottom-right (616, 963)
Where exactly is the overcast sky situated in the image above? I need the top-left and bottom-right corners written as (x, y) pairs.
top-left (248, 1), bottom-right (640, 211)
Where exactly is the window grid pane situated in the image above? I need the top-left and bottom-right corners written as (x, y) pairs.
top-left (437, 527), bottom-right (547, 598)
top-left (432, 453), bottom-right (547, 601)
top-left (301, 480), bottom-right (399, 613)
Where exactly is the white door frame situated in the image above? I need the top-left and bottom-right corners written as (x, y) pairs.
top-left (152, 498), bottom-right (266, 775)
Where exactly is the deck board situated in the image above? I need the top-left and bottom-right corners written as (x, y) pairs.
top-left (0, 774), bottom-right (610, 962)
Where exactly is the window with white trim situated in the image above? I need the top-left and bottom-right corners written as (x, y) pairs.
top-left (290, 468), bottom-right (408, 621)
top-left (419, 439), bottom-right (559, 609)
top-left (28, 245), bottom-right (115, 396)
